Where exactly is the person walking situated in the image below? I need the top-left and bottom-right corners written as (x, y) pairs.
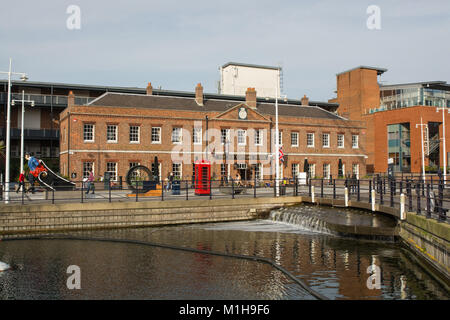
top-left (16, 171), bottom-right (25, 193)
top-left (85, 170), bottom-right (95, 194)
top-left (168, 172), bottom-right (174, 190)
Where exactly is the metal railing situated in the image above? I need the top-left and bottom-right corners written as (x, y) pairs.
top-left (0, 175), bottom-right (448, 223)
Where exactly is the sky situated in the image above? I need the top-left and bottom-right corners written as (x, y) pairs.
top-left (0, 0), bottom-right (449, 101)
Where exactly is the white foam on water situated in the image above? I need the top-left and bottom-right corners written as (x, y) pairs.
top-left (0, 261), bottom-right (10, 272)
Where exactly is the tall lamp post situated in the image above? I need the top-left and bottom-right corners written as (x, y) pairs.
top-left (0, 58), bottom-right (28, 203)
top-left (12, 90), bottom-right (35, 175)
top-left (274, 68), bottom-right (286, 197)
top-left (436, 106), bottom-right (450, 184)
top-left (416, 117), bottom-right (427, 183)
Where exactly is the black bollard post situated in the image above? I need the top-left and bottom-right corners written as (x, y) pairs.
top-left (321, 179), bottom-right (324, 198)
top-left (369, 180), bottom-right (372, 204)
top-left (231, 178), bottom-right (235, 199)
top-left (186, 180), bottom-right (189, 201)
top-left (416, 183), bottom-right (421, 215)
top-left (357, 179), bottom-right (360, 202)
top-left (161, 181), bottom-right (164, 201)
top-left (81, 181), bottom-right (84, 203)
top-left (109, 181), bottom-right (112, 203)
top-left (333, 179), bottom-right (336, 199)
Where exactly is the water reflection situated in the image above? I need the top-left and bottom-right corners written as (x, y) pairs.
top-left (0, 215), bottom-right (448, 300)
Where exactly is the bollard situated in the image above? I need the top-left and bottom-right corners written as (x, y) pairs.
top-left (344, 187), bottom-right (349, 207)
top-left (321, 179), bottom-right (324, 198)
top-left (311, 186), bottom-right (315, 203)
top-left (81, 182), bottom-right (84, 203)
top-left (161, 181), bottom-right (164, 201)
top-left (369, 180), bottom-right (372, 204)
top-left (371, 189), bottom-right (376, 211)
top-left (333, 179), bottom-right (336, 199)
top-left (400, 193), bottom-right (406, 220)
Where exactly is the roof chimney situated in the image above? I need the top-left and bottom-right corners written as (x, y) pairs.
top-left (146, 82), bottom-right (153, 95)
top-left (68, 91), bottom-right (75, 108)
top-left (245, 87), bottom-right (257, 109)
top-left (301, 94), bottom-right (309, 106)
top-left (195, 83), bottom-right (204, 106)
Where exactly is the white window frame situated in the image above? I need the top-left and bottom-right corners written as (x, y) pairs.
top-left (322, 133), bottom-right (330, 148)
top-left (254, 129), bottom-right (263, 146)
top-left (291, 163), bottom-right (299, 178)
top-left (107, 124), bottom-right (118, 143)
top-left (237, 129), bottom-right (247, 146)
top-left (309, 163), bottom-right (316, 178)
top-left (291, 132), bottom-right (299, 147)
top-left (307, 132), bottom-right (314, 148)
top-left (172, 163), bottom-right (182, 179)
top-left (352, 134), bottom-right (359, 149)
top-left (106, 162), bottom-right (118, 181)
top-left (172, 127), bottom-right (182, 144)
top-left (151, 127), bottom-right (161, 144)
top-left (323, 163), bottom-right (330, 179)
top-left (352, 163), bottom-right (360, 179)
top-left (221, 128), bottom-right (230, 145)
top-left (337, 134), bottom-right (345, 148)
top-left (83, 123), bottom-right (95, 142)
top-left (129, 125), bottom-right (140, 143)
top-left (193, 127), bottom-right (202, 145)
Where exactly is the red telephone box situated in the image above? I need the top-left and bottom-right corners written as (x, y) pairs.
top-left (194, 160), bottom-right (211, 195)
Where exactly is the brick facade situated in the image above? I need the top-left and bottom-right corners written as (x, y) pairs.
top-left (60, 88), bottom-right (367, 182)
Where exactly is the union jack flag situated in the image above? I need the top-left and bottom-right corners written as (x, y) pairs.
top-left (279, 146), bottom-right (284, 162)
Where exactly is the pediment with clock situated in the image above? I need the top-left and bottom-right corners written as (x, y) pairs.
top-left (212, 103), bottom-right (270, 122)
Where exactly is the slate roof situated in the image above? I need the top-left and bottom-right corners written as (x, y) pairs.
top-left (88, 92), bottom-right (345, 121)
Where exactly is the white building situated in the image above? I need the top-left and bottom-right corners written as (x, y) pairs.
top-left (219, 62), bottom-right (281, 98)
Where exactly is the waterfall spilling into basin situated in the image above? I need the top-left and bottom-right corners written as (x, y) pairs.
top-left (269, 207), bottom-right (332, 235)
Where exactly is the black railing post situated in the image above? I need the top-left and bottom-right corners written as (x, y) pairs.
top-left (333, 179), bottom-right (336, 199)
top-left (426, 183), bottom-right (431, 218)
top-left (231, 178), bottom-right (235, 199)
top-left (438, 177), bottom-right (445, 222)
top-left (136, 181), bottom-right (139, 202)
top-left (321, 178), bottom-right (324, 198)
top-left (369, 180), bottom-right (372, 204)
top-left (273, 178), bottom-right (276, 197)
top-left (52, 188), bottom-right (55, 204)
top-left (309, 179), bottom-right (312, 197)
top-left (407, 180), bottom-right (412, 212)
top-left (209, 178), bottom-right (212, 200)
top-left (109, 181), bottom-right (112, 203)
top-left (21, 184), bottom-right (25, 205)
top-left (390, 180), bottom-right (394, 208)
top-left (380, 180), bottom-right (384, 205)
top-left (416, 183), bottom-right (421, 215)
top-left (357, 179), bottom-right (360, 202)
top-left (254, 174), bottom-right (257, 198)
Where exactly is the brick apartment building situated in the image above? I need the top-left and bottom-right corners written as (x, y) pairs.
top-left (330, 66), bottom-right (450, 174)
top-left (59, 83), bottom-right (367, 182)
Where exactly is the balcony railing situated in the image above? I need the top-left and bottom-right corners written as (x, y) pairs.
top-left (0, 128), bottom-right (59, 140)
top-left (0, 92), bottom-right (95, 106)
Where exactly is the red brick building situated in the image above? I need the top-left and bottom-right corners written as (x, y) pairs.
top-left (59, 83), bottom-right (367, 182)
top-left (330, 66), bottom-right (450, 174)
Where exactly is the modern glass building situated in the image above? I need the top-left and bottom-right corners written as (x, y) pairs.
top-left (387, 123), bottom-right (411, 172)
top-left (376, 81), bottom-right (450, 112)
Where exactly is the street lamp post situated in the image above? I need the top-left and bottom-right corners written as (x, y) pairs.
top-left (416, 117), bottom-right (427, 183)
top-left (274, 69), bottom-right (286, 197)
top-left (12, 90), bottom-right (35, 175)
top-left (0, 58), bottom-right (28, 203)
top-left (436, 106), bottom-right (450, 184)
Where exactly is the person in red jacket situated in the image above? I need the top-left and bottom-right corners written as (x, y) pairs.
top-left (16, 171), bottom-right (25, 193)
